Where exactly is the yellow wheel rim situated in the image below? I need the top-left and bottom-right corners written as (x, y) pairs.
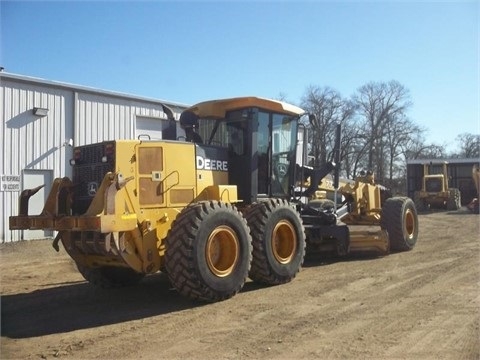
top-left (404, 209), bottom-right (416, 239)
top-left (271, 220), bottom-right (297, 264)
top-left (206, 226), bottom-right (239, 277)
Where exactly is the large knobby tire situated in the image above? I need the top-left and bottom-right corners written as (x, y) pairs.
top-left (446, 188), bottom-right (461, 211)
top-left (165, 201), bottom-right (252, 302)
top-left (245, 198), bottom-right (306, 285)
top-left (380, 197), bottom-right (419, 252)
top-left (77, 264), bottom-right (145, 288)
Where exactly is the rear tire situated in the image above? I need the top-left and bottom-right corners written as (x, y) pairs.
top-left (165, 201), bottom-right (252, 302)
top-left (245, 199), bottom-right (306, 285)
top-left (381, 197), bottom-right (419, 252)
top-left (77, 264), bottom-right (144, 288)
top-left (446, 188), bottom-right (461, 211)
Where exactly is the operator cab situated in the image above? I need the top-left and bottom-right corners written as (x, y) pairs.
top-left (181, 97), bottom-right (305, 204)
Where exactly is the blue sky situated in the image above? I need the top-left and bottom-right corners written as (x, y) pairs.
top-left (1, 1), bottom-right (478, 152)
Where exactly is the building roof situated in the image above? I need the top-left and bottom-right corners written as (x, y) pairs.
top-left (0, 71), bottom-right (190, 110)
top-left (406, 158), bottom-right (480, 165)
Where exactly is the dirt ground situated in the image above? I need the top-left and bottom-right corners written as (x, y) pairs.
top-left (1, 209), bottom-right (479, 360)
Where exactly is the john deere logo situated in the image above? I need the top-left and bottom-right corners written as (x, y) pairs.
top-left (88, 182), bottom-right (98, 196)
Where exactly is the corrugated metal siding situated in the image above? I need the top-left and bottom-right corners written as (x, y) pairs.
top-left (1, 74), bottom-right (186, 242)
top-left (75, 93), bottom-right (176, 144)
top-left (1, 79), bottom-right (73, 242)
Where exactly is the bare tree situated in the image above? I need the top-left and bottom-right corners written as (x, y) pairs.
top-left (403, 134), bottom-right (447, 159)
top-left (339, 118), bottom-right (368, 178)
top-left (353, 80), bottom-right (412, 183)
top-left (384, 114), bottom-right (423, 183)
top-left (454, 133), bottom-right (480, 158)
top-left (275, 92), bottom-right (291, 103)
top-left (300, 86), bottom-right (355, 168)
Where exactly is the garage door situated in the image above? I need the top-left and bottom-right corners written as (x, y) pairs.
top-left (136, 116), bottom-right (170, 140)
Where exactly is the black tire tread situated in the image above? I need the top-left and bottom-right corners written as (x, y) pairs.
top-left (446, 188), bottom-right (461, 211)
top-left (165, 201), bottom-right (252, 302)
top-left (380, 197), bottom-right (418, 252)
top-left (245, 198), bottom-right (306, 285)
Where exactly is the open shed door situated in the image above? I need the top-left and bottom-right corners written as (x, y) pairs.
top-left (22, 170), bottom-right (53, 240)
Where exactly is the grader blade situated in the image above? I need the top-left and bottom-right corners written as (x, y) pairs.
top-left (348, 228), bottom-right (389, 255)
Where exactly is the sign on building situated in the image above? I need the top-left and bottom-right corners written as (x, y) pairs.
top-left (1, 175), bottom-right (21, 192)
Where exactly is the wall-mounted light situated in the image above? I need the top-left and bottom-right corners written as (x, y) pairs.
top-left (63, 138), bottom-right (73, 147)
top-left (33, 107), bottom-right (49, 117)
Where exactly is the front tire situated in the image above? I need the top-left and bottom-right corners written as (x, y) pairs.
top-left (446, 188), bottom-right (461, 211)
top-left (381, 197), bottom-right (419, 252)
top-left (245, 199), bottom-right (306, 285)
top-left (165, 201), bottom-right (252, 302)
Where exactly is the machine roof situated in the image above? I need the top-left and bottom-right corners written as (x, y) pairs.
top-left (186, 96), bottom-right (305, 118)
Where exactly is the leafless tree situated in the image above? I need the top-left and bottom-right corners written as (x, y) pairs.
top-left (352, 80), bottom-right (412, 183)
top-left (403, 135), bottom-right (447, 159)
top-left (384, 114), bottom-right (423, 183)
top-left (300, 86), bottom-right (356, 169)
top-left (454, 133), bottom-right (480, 158)
top-left (339, 118), bottom-right (368, 178)
top-left (275, 92), bottom-right (291, 103)
top-left (298, 80), bottom-right (455, 194)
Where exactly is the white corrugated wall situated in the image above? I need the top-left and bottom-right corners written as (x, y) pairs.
top-left (75, 92), bottom-right (174, 144)
top-left (1, 78), bottom-right (73, 242)
top-left (1, 74), bottom-right (186, 242)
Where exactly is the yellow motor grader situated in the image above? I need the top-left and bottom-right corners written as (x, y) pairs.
top-left (10, 97), bottom-right (419, 302)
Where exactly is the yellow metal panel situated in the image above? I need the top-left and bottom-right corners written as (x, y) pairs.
top-left (196, 169), bottom-right (229, 196)
top-left (161, 142), bottom-right (197, 207)
top-left (100, 214), bottom-right (138, 233)
top-left (114, 140), bottom-right (139, 176)
top-left (154, 208), bottom-right (185, 257)
top-left (134, 141), bottom-right (197, 209)
top-left (364, 184), bottom-right (381, 210)
top-left (170, 189), bottom-right (195, 204)
top-left (137, 143), bottom-right (165, 207)
top-left (139, 178), bottom-right (164, 205)
top-left (138, 147), bottom-right (164, 173)
top-left (197, 185), bottom-right (238, 202)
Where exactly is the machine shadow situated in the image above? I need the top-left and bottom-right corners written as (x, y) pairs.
top-left (1, 252), bottom-right (393, 340)
top-left (445, 208), bottom-right (477, 216)
top-left (302, 251), bottom-right (384, 268)
top-left (1, 273), bottom-right (201, 339)
top-left (3, 269), bottom-right (317, 339)
top-left (1, 256), bottom-right (355, 340)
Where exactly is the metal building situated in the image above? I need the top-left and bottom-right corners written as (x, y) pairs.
top-left (406, 158), bottom-right (480, 206)
top-left (1, 72), bottom-right (188, 242)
